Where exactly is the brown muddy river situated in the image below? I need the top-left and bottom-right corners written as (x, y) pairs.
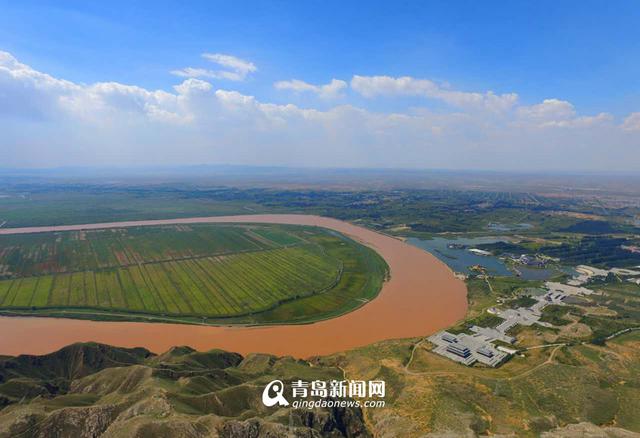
top-left (0, 215), bottom-right (467, 358)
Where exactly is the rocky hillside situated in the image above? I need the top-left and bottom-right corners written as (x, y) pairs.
top-left (1, 335), bottom-right (639, 437)
top-left (0, 343), bottom-right (368, 437)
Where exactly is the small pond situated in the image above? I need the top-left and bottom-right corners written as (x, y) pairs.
top-left (408, 236), bottom-right (557, 280)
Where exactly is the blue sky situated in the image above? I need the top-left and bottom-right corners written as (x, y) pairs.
top-left (0, 1), bottom-right (639, 170)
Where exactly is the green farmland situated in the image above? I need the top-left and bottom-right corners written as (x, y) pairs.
top-left (0, 224), bottom-right (388, 324)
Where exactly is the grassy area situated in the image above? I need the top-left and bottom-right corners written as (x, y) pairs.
top-left (539, 304), bottom-right (576, 326)
top-left (0, 224), bottom-right (388, 324)
top-left (506, 295), bottom-right (538, 308)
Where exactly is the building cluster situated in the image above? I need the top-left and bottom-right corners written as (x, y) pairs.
top-left (429, 279), bottom-right (596, 367)
top-left (501, 253), bottom-right (547, 267)
top-left (568, 265), bottom-right (640, 286)
top-left (428, 331), bottom-right (510, 367)
top-left (429, 255), bottom-right (640, 367)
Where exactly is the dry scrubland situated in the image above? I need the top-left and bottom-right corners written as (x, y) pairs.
top-left (0, 332), bottom-right (638, 437)
top-left (324, 330), bottom-right (640, 436)
top-left (0, 224), bottom-right (387, 324)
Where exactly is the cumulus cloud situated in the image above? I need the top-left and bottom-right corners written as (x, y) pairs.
top-left (516, 99), bottom-right (613, 128)
top-left (350, 75), bottom-right (519, 112)
top-left (0, 51), bottom-right (79, 119)
top-left (171, 53), bottom-right (257, 81)
top-left (0, 50), bottom-right (638, 171)
top-left (622, 113), bottom-right (640, 131)
top-left (274, 78), bottom-right (347, 99)
top-left (173, 78), bottom-right (212, 95)
top-left (517, 98), bottom-right (576, 121)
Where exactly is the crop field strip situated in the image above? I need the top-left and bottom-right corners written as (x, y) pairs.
top-left (0, 224), bottom-right (360, 319)
top-left (247, 232), bottom-right (388, 324)
top-left (0, 224), bottom-right (290, 276)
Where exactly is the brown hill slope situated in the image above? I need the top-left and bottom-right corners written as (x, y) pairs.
top-left (1, 336), bottom-right (639, 437)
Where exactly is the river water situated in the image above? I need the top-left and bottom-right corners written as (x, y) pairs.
top-left (0, 215), bottom-right (467, 358)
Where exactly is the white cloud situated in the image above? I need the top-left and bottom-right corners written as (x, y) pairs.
top-left (350, 75), bottom-right (518, 112)
top-left (0, 51), bottom-right (638, 171)
top-left (517, 99), bottom-right (576, 121)
top-left (202, 53), bottom-right (256, 76)
top-left (173, 78), bottom-right (212, 95)
top-left (170, 67), bottom-right (214, 78)
top-left (274, 78), bottom-right (347, 99)
top-left (539, 113), bottom-right (613, 128)
top-left (516, 99), bottom-right (613, 129)
top-left (622, 112), bottom-right (640, 131)
top-left (171, 53), bottom-right (257, 81)
top-left (0, 51), bottom-right (79, 119)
